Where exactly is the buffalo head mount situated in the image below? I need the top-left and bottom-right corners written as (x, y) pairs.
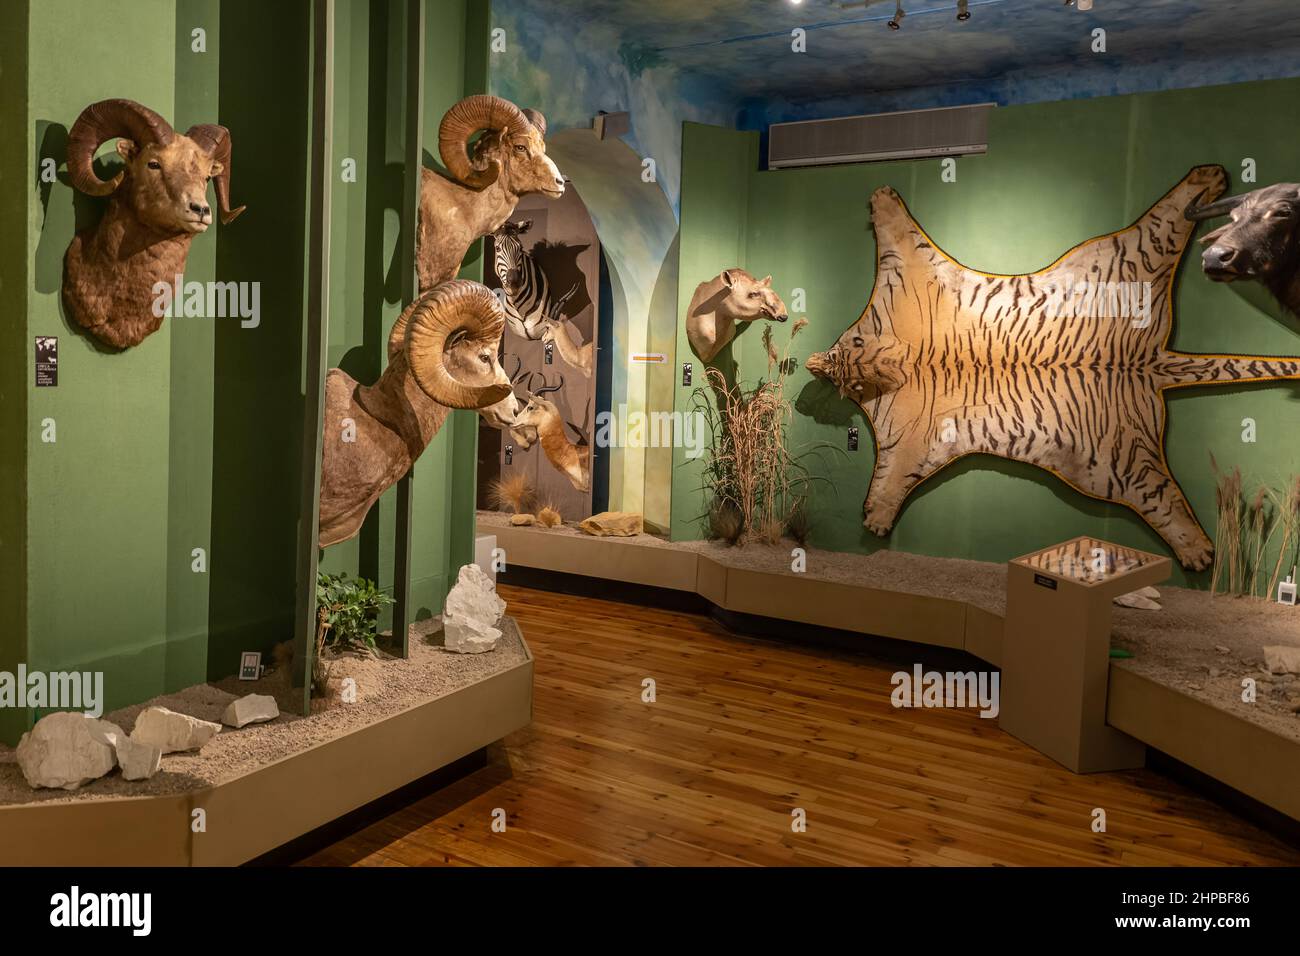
top-left (62, 98), bottom-right (244, 350)
top-left (1186, 181), bottom-right (1300, 316)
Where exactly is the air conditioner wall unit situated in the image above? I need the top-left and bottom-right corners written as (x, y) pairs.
top-left (768, 102), bottom-right (995, 170)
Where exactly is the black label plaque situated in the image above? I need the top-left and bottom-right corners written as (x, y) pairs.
top-left (1033, 573), bottom-right (1058, 590)
top-left (35, 336), bottom-right (57, 387)
top-left (847, 426), bottom-right (859, 451)
top-left (682, 362), bottom-right (692, 387)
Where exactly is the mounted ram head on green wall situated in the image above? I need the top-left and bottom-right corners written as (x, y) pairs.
top-left (62, 98), bottom-right (245, 350)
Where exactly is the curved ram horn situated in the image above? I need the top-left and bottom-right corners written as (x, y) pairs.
top-left (521, 108), bottom-right (547, 136)
top-left (438, 94), bottom-right (531, 191)
top-left (1184, 193), bottom-right (1245, 222)
top-left (186, 124), bottom-right (246, 225)
top-left (67, 99), bottom-right (175, 197)
top-left (405, 280), bottom-right (511, 409)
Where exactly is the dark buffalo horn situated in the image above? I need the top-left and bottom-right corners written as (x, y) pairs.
top-left (1184, 194), bottom-right (1245, 221)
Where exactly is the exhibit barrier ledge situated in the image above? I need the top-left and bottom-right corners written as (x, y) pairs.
top-left (1107, 665), bottom-right (1300, 823)
top-left (0, 632), bottom-right (534, 866)
top-left (488, 522), bottom-right (1300, 824)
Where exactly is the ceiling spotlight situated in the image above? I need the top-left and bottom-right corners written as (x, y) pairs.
top-left (956, 0), bottom-right (970, 19)
top-left (889, 2), bottom-right (905, 29)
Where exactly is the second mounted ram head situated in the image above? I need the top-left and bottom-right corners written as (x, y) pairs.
top-left (320, 280), bottom-right (513, 547)
top-left (63, 99), bottom-right (244, 349)
top-left (413, 96), bottom-right (563, 296)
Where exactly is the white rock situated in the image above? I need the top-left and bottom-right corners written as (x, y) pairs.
top-left (222, 694), bottom-right (279, 729)
top-left (1114, 591), bottom-right (1161, 610)
top-left (1263, 645), bottom-right (1300, 675)
top-left (131, 706), bottom-right (221, 754)
top-left (442, 563), bottom-right (507, 654)
top-left (15, 712), bottom-right (117, 790)
top-left (113, 734), bottom-right (162, 781)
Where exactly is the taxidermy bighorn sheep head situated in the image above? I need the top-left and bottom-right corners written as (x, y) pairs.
top-left (686, 269), bottom-right (789, 364)
top-left (1186, 182), bottom-right (1300, 316)
top-left (413, 95), bottom-right (563, 297)
top-left (62, 99), bottom-right (244, 349)
top-left (319, 280), bottom-right (512, 548)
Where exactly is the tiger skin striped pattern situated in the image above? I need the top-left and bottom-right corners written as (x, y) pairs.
top-left (805, 165), bottom-right (1300, 570)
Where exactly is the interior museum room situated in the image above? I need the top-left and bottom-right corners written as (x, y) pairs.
top-left (3, 0), bottom-right (1300, 906)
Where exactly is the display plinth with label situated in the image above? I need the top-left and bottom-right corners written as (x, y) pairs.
top-left (1000, 536), bottom-right (1171, 773)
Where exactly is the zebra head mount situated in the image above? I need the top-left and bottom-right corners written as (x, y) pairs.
top-left (1185, 181), bottom-right (1300, 316)
top-left (493, 219), bottom-right (534, 294)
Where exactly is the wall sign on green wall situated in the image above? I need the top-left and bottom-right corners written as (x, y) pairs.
top-left (34, 337), bottom-right (57, 387)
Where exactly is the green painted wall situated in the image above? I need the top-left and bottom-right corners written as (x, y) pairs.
top-left (674, 78), bottom-right (1300, 588)
top-left (0, 0), bottom-right (31, 745)
top-left (204, 0), bottom-right (313, 675)
top-left (671, 122), bottom-right (757, 539)
top-left (5, 0), bottom-right (314, 743)
top-left (25, 0), bottom-right (181, 727)
top-left (317, 0), bottom-right (489, 621)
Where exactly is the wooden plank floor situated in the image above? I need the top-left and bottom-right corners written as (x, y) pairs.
top-left (300, 585), bottom-right (1300, 867)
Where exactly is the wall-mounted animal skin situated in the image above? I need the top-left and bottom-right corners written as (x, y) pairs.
top-left (62, 99), bottom-right (244, 349)
top-left (686, 269), bottom-right (789, 363)
top-left (319, 281), bottom-right (512, 547)
top-left (510, 374), bottom-right (590, 492)
top-left (805, 165), bottom-right (1300, 570)
top-left (1186, 181), bottom-right (1300, 316)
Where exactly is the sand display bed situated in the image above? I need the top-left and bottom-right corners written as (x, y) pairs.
top-left (0, 617), bottom-right (527, 806)
top-left (483, 510), bottom-right (1300, 742)
top-left (478, 510), bottom-right (1007, 613)
top-left (1112, 592), bottom-right (1300, 743)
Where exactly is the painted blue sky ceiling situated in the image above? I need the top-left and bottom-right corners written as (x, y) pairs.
top-left (528, 0), bottom-right (1300, 105)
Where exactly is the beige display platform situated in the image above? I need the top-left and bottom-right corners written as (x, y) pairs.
top-left (0, 633), bottom-right (533, 866)
top-left (490, 523), bottom-right (983, 654)
top-left (1000, 537), bottom-right (1170, 773)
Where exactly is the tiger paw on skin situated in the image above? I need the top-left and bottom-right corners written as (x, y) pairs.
top-left (863, 506), bottom-right (898, 537)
